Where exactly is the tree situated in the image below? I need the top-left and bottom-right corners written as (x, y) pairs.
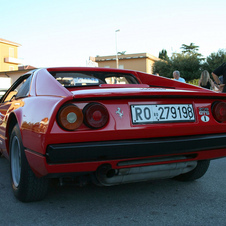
top-left (202, 49), bottom-right (226, 72)
top-left (153, 43), bottom-right (203, 81)
top-left (170, 53), bottom-right (202, 81)
top-left (158, 49), bottom-right (169, 60)
top-left (118, 51), bottom-right (126, 55)
top-left (153, 59), bottom-right (171, 77)
top-left (180, 43), bottom-right (200, 55)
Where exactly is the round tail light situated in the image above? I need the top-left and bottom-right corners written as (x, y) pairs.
top-left (57, 104), bottom-right (83, 131)
top-left (212, 102), bottom-right (226, 123)
top-left (83, 103), bottom-right (109, 129)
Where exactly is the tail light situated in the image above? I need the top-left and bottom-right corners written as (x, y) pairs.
top-left (83, 103), bottom-right (109, 129)
top-left (57, 104), bottom-right (83, 130)
top-left (212, 102), bottom-right (226, 123)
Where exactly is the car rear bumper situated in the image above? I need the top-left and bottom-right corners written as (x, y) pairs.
top-left (46, 133), bottom-right (226, 164)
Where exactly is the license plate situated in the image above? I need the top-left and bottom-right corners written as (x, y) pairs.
top-left (131, 104), bottom-right (195, 124)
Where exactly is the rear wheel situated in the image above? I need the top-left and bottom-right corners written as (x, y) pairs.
top-left (10, 124), bottom-right (49, 202)
top-left (173, 160), bottom-right (210, 181)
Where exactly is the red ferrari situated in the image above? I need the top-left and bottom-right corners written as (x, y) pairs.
top-left (1, 67), bottom-right (226, 202)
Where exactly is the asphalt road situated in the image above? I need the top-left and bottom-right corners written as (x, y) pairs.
top-left (0, 156), bottom-right (226, 226)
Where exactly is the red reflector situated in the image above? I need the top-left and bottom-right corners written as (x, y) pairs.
top-left (212, 102), bottom-right (226, 123)
top-left (92, 110), bottom-right (102, 121)
top-left (83, 103), bottom-right (109, 129)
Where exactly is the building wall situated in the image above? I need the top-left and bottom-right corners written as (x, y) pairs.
top-left (95, 53), bottom-right (160, 74)
top-left (0, 39), bottom-right (21, 72)
top-left (98, 57), bottom-right (147, 72)
top-left (147, 58), bottom-right (157, 74)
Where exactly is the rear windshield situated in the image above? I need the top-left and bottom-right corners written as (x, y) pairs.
top-left (51, 71), bottom-right (139, 87)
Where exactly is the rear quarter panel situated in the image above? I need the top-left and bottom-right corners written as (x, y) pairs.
top-left (19, 96), bottom-right (74, 155)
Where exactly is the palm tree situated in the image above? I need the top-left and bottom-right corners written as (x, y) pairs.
top-left (181, 43), bottom-right (199, 54)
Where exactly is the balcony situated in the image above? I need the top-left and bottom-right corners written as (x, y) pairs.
top-left (4, 57), bottom-right (23, 65)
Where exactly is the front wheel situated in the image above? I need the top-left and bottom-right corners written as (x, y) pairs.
top-left (10, 124), bottom-right (49, 202)
top-left (173, 160), bottom-right (210, 181)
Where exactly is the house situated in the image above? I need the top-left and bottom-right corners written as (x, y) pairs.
top-left (94, 53), bottom-right (160, 74)
top-left (0, 38), bottom-right (22, 72)
top-left (0, 39), bottom-right (36, 88)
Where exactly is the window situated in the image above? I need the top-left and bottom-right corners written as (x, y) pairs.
top-left (105, 76), bottom-right (128, 84)
top-left (55, 73), bottom-right (100, 87)
top-left (9, 48), bottom-right (14, 57)
top-left (118, 65), bottom-right (124, 69)
top-left (16, 75), bottom-right (32, 98)
top-left (2, 74), bottom-right (32, 102)
top-left (51, 71), bottom-right (139, 87)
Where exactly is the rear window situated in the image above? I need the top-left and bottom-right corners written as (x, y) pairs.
top-left (51, 72), bottom-right (139, 87)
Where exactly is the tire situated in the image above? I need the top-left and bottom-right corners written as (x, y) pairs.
top-left (10, 124), bottom-right (49, 202)
top-left (173, 160), bottom-right (210, 181)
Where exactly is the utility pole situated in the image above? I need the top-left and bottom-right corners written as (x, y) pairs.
top-left (115, 29), bottom-right (120, 68)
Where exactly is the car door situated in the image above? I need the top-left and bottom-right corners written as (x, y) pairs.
top-left (0, 74), bottom-right (32, 158)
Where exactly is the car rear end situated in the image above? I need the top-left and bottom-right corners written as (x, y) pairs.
top-left (33, 86), bottom-right (226, 185)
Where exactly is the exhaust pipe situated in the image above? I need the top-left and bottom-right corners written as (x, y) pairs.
top-left (95, 161), bottom-right (197, 186)
top-left (96, 164), bottom-right (116, 180)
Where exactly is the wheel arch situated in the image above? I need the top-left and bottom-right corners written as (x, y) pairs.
top-left (6, 113), bottom-right (19, 155)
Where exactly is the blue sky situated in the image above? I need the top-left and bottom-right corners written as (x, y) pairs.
top-left (1, 0), bottom-right (225, 67)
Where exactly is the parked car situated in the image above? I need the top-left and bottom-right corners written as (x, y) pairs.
top-left (1, 67), bottom-right (226, 202)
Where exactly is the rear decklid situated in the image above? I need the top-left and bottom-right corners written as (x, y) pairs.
top-left (71, 84), bottom-right (226, 100)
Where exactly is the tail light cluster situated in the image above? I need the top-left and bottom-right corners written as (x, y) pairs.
top-left (83, 103), bottom-right (109, 129)
top-left (212, 102), bottom-right (226, 123)
top-left (57, 102), bottom-right (109, 131)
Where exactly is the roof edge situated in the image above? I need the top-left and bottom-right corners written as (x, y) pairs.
top-left (0, 38), bottom-right (21, 47)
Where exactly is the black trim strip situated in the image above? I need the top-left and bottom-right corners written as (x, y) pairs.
top-left (25, 148), bottom-right (46, 157)
top-left (46, 134), bottom-right (226, 164)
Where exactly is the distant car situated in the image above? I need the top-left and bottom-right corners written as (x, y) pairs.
top-left (1, 67), bottom-right (226, 202)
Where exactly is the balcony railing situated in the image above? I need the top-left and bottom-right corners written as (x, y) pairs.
top-left (4, 57), bottom-right (23, 65)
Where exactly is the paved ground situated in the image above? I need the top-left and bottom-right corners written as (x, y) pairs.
top-left (0, 156), bottom-right (226, 225)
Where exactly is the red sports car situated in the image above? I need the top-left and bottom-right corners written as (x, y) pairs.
top-left (1, 67), bottom-right (226, 202)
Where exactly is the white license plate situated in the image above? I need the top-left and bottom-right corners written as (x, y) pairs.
top-left (131, 104), bottom-right (195, 124)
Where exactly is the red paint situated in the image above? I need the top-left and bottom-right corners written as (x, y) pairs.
top-left (1, 67), bottom-right (226, 178)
